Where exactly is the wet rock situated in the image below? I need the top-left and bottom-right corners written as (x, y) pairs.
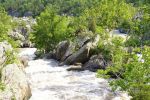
top-left (44, 52), bottom-right (55, 59)
top-left (19, 56), bottom-right (29, 68)
top-left (55, 40), bottom-right (70, 61)
top-left (67, 65), bottom-right (84, 71)
top-left (62, 35), bottom-right (100, 65)
top-left (24, 11), bottom-right (33, 17)
top-left (61, 41), bottom-right (76, 61)
top-left (83, 54), bottom-right (107, 72)
top-left (21, 40), bottom-right (32, 48)
top-left (0, 64), bottom-right (31, 100)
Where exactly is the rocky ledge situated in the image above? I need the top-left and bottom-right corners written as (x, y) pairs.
top-left (0, 41), bottom-right (31, 100)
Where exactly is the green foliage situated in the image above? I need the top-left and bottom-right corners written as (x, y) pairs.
top-left (0, 0), bottom-right (46, 16)
top-left (0, 6), bottom-right (19, 47)
top-left (0, 49), bottom-right (17, 91)
top-left (5, 50), bottom-right (17, 66)
top-left (0, 82), bottom-right (5, 91)
top-left (125, 36), bottom-right (141, 47)
top-left (32, 5), bottom-right (72, 52)
top-left (0, 6), bottom-right (12, 42)
top-left (83, 0), bottom-right (136, 30)
top-left (124, 3), bottom-right (150, 47)
top-left (1, 0), bottom-right (148, 99)
top-left (97, 46), bottom-right (150, 100)
top-left (126, 0), bottom-right (150, 6)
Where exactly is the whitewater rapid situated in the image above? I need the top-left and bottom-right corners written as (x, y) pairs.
top-left (19, 48), bottom-right (130, 100)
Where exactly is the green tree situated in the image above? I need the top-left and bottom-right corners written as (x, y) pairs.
top-left (32, 5), bottom-right (71, 52)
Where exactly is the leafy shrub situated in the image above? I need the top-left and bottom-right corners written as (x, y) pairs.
top-left (126, 6), bottom-right (150, 47)
top-left (97, 46), bottom-right (150, 100)
top-left (0, 6), bottom-right (19, 47)
top-left (83, 0), bottom-right (136, 30)
top-left (125, 36), bottom-right (141, 47)
top-left (0, 6), bottom-right (12, 41)
top-left (0, 82), bottom-right (5, 91)
top-left (32, 5), bottom-right (73, 53)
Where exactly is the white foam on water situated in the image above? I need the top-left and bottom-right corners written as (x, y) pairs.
top-left (19, 48), bottom-right (131, 100)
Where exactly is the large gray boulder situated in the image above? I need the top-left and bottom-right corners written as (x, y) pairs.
top-left (61, 41), bottom-right (76, 61)
top-left (74, 30), bottom-right (93, 49)
top-left (0, 64), bottom-right (31, 100)
top-left (0, 42), bottom-right (31, 100)
top-left (82, 54), bottom-right (107, 72)
top-left (55, 40), bottom-right (70, 61)
top-left (61, 35), bottom-right (100, 65)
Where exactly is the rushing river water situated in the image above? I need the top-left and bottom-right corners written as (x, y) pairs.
top-left (19, 48), bottom-right (130, 100)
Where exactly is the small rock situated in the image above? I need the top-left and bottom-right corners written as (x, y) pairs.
top-left (67, 65), bottom-right (84, 71)
top-left (19, 56), bottom-right (29, 68)
top-left (83, 54), bottom-right (107, 72)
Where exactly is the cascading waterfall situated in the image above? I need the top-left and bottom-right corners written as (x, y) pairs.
top-left (19, 48), bottom-right (130, 100)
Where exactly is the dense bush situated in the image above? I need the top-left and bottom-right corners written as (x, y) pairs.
top-left (0, 0), bottom-right (102, 17)
top-left (0, 0), bottom-right (46, 16)
top-left (82, 0), bottom-right (136, 30)
top-left (32, 5), bottom-right (74, 52)
top-left (97, 41), bottom-right (150, 100)
top-left (0, 6), bottom-right (19, 47)
top-left (0, 6), bottom-right (12, 41)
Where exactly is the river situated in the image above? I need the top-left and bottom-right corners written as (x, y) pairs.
top-left (19, 48), bottom-right (130, 100)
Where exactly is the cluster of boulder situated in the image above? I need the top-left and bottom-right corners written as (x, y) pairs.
top-left (9, 17), bottom-right (36, 48)
top-left (0, 41), bottom-right (31, 100)
top-left (48, 32), bottom-right (109, 72)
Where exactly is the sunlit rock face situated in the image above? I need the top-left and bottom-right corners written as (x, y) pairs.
top-left (0, 42), bottom-right (31, 100)
top-left (0, 64), bottom-right (31, 100)
top-left (19, 48), bottom-right (131, 100)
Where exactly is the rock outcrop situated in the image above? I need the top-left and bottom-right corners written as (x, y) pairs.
top-left (0, 64), bottom-right (31, 100)
top-left (61, 42), bottom-right (76, 61)
top-left (9, 17), bottom-right (36, 48)
top-left (61, 34), bottom-right (100, 65)
top-left (52, 34), bottom-right (111, 72)
top-left (0, 41), bottom-right (31, 100)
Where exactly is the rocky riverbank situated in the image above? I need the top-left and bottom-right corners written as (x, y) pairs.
top-left (0, 41), bottom-right (31, 100)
